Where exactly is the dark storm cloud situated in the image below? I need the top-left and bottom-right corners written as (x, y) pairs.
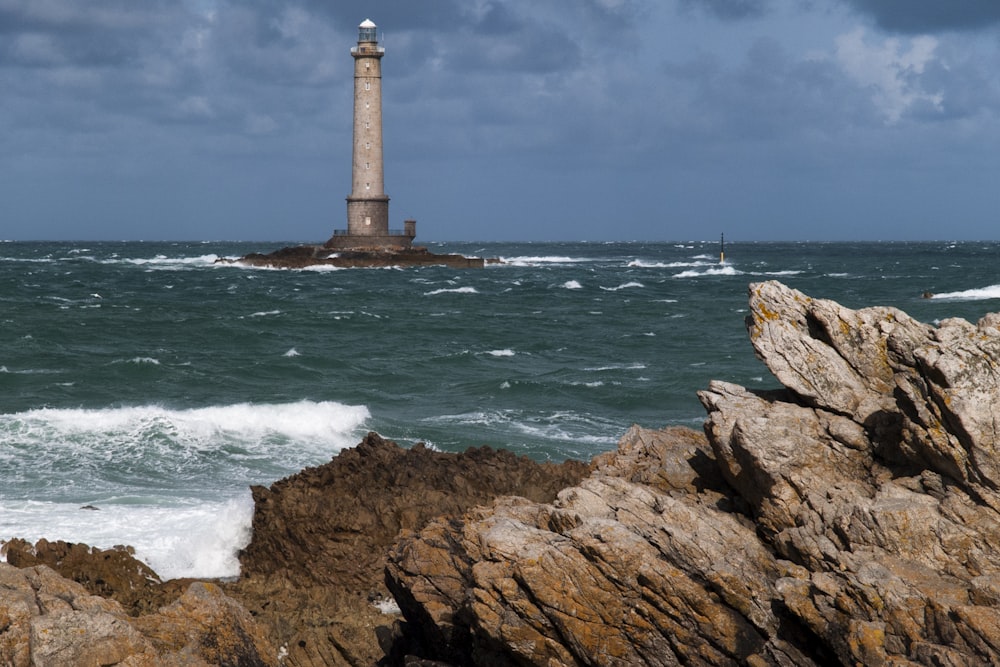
top-left (678, 0), bottom-right (771, 21)
top-left (839, 0), bottom-right (1000, 33)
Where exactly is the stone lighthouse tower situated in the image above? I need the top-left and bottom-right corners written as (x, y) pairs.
top-left (327, 19), bottom-right (415, 250)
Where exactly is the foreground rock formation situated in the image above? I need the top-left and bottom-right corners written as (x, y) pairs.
top-left (0, 557), bottom-right (275, 666)
top-left (385, 280), bottom-right (1000, 665)
top-left (0, 434), bottom-right (587, 666)
top-left (232, 432), bottom-right (589, 666)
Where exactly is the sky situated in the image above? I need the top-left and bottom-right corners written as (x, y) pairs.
top-left (2, 0), bottom-right (1000, 242)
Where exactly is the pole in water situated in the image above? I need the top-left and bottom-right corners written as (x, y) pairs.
top-left (719, 233), bottom-right (725, 264)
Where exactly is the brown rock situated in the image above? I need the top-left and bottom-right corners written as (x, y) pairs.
top-left (386, 425), bottom-right (816, 666)
top-left (233, 431), bottom-right (589, 666)
top-left (382, 282), bottom-right (1000, 666)
top-left (0, 563), bottom-right (276, 666)
top-left (1, 538), bottom-right (175, 615)
top-left (240, 431), bottom-right (589, 595)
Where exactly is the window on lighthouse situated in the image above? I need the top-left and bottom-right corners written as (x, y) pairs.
top-left (365, 81), bottom-right (371, 91)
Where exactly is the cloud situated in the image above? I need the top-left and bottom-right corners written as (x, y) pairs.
top-left (677, 0), bottom-right (771, 21)
top-left (838, 0), bottom-right (1000, 34)
top-left (834, 27), bottom-right (943, 122)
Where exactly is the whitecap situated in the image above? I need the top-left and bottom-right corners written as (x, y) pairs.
top-left (626, 260), bottom-right (709, 268)
top-left (673, 266), bottom-right (741, 278)
top-left (121, 254), bottom-right (222, 269)
top-left (562, 280), bottom-right (583, 289)
top-left (599, 281), bottom-right (644, 291)
top-left (486, 349), bottom-right (515, 357)
top-left (0, 400), bottom-right (370, 578)
top-left (499, 256), bottom-right (591, 267)
top-left (126, 357), bottom-right (161, 365)
top-left (424, 286), bottom-right (479, 296)
top-left (931, 285), bottom-right (1000, 301)
top-left (283, 348), bottom-right (301, 357)
top-left (584, 363), bottom-right (647, 372)
top-left (248, 310), bottom-right (281, 318)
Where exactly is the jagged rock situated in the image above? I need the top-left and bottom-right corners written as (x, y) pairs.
top-left (240, 432), bottom-right (589, 595)
top-left (0, 563), bottom-right (276, 666)
top-left (384, 281), bottom-right (1000, 666)
top-left (0, 538), bottom-right (176, 616)
top-left (233, 431), bottom-right (589, 667)
top-left (385, 425), bottom-right (817, 665)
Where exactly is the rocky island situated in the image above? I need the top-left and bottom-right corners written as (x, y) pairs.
top-left (5, 279), bottom-right (1000, 665)
top-left (221, 243), bottom-right (493, 269)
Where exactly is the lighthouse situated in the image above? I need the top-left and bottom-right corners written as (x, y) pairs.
top-left (327, 19), bottom-right (415, 250)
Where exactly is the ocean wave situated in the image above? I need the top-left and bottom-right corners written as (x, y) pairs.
top-left (930, 285), bottom-right (1000, 301)
top-left (0, 400), bottom-right (370, 577)
top-left (120, 254), bottom-right (224, 268)
top-left (599, 281), bottom-right (644, 291)
top-left (562, 280), bottom-right (583, 289)
top-left (584, 362), bottom-right (648, 372)
top-left (673, 266), bottom-right (742, 278)
top-left (499, 256), bottom-right (593, 267)
top-left (124, 357), bottom-right (161, 365)
top-left (420, 409), bottom-right (620, 447)
top-left (0, 495), bottom-right (253, 580)
top-left (485, 349), bottom-right (516, 357)
top-left (424, 286), bottom-right (479, 296)
top-left (626, 260), bottom-right (713, 268)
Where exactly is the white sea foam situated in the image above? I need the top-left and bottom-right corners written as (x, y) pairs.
top-left (599, 281), bottom-right (644, 291)
top-left (626, 259), bottom-right (710, 268)
top-left (422, 409), bottom-right (620, 447)
top-left (930, 285), bottom-right (1000, 301)
top-left (121, 254), bottom-right (222, 269)
top-left (424, 286), bottom-right (479, 295)
top-left (247, 310), bottom-right (281, 318)
top-left (584, 362), bottom-right (647, 372)
top-left (0, 495), bottom-right (253, 580)
top-left (673, 266), bottom-right (741, 278)
top-left (283, 348), bottom-right (301, 357)
top-left (125, 357), bottom-right (161, 365)
top-left (499, 256), bottom-right (591, 267)
top-left (0, 400), bottom-right (370, 579)
top-left (373, 597), bottom-right (402, 615)
top-left (486, 349), bottom-right (515, 357)
top-left (562, 280), bottom-right (583, 289)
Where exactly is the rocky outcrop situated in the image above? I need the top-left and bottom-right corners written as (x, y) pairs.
top-left (0, 562), bottom-right (275, 666)
top-left (384, 280), bottom-right (1000, 666)
top-left (225, 244), bottom-right (492, 269)
top-left (0, 433), bottom-right (588, 667)
top-left (233, 431), bottom-right (590, 666)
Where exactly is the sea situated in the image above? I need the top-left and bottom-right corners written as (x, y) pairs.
top-left (2, 239), bottom-right (999, 580)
